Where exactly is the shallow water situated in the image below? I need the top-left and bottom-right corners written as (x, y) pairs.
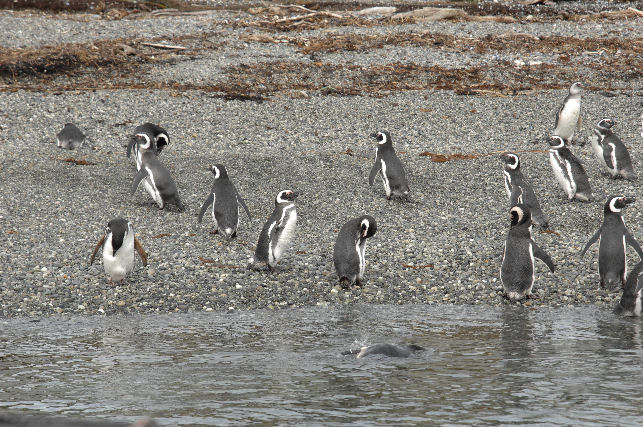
top-left (1, 305), bottom-right (642, 426)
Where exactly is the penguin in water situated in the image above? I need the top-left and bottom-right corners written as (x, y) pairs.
top-left (130, 135), bottom-right (184, 211)
top-left (249, 190), bottom-right (298, 271)
top-left (127, 122), bottom-right (170, 167)
top-left (590, 118), bottom-right (635, 180)
top-left (342, 343), bottom-right (425, 358)
top-left (501, 152), bottom-right (548, 229)
top-left (368, 131), bottom-right (410, 200)
top-left (197, 164), bottom-right (251, 239)
top-left (333, 215), bottom-right (377, 287)
top-left (548, 135), bottom-right (592, 202)
top-left (614, 261), bottom-right (643, 317)
top-left (554, 82), bottom-right (583, 145)
top-left (500, 204), bottom-right (555, 301)
top-left (581, 196), bottom-right (643, 289)
top-left (56, 123), bottom-right (86, 150)
top-left (90, 218), bottom-right (147, 285)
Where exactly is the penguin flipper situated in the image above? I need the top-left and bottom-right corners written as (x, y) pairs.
top-left (625, 229), bottom-right (643, 259)
top-left (581, 229), bottom-right (601, 257)
top-left (197, 193), bottom-right (215, 223)
top-left (602, 143), bottom-right (615, 169)
top-left (90, 234), bottom-right (105, 265)
top-left (532, 241), bottom-right (555, 273)
top-left (236, 190), bottom-right (252, 220)
top-left (134, 237), bottom-right (148, 267)
top-left (368, 156), bottom-right (381, 186)
top-left (131, 168), bottom-right (149, 195)
top-left (126, 136), bottom-right (136, 159)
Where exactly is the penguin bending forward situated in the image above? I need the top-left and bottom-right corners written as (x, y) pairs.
top-left (500, 204), bottom-right (555, 301)
top-left (590, 118), bottom-right (635, 180)
top-left (333, 215), bottom-right (377, 287)
top-left (368, 131), bottom-right (410, 200)
top-left (90, 218), bottom-right (147, 285)
top-left (56, 123), bottom-right (86, 150)
top-left (249, 190), bottom-right (298, 271)
top-left (581, 196), bottom-right (643, 289)
top-left (554, 82), bottom-right (583, 145)
top-left (614, 261), bottom-right (643, 317)
top-left (198, 164), bottom-right (251, 239)
top-left (548, 135), bottom-right (592, 202)
top-left (501, 152), bottom-right (548, 229)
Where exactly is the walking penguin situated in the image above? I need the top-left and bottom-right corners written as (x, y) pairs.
top-left (333, 215), bottom-right (377, 287)
top-left (548, 135), bottom-right (592, 202)
top-left (368, 131), bottom-right (410, 200)
top-left (590, 118), bottom-right (635, 180)
top-left (501, 152), bottom-right (548, 229)
top-left (554, 82), bottom-right (583, 145)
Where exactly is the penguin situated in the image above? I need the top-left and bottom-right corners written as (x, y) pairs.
top-left (249, 190), bottom-right (298, 271)
top-left (333, 215), bottom-right (377, 287)
top-left (56, 123), bottom-right (86, 150)
top-left (90, 218), bottom-right (147, 285)
top-left (342, 343), bottom-right (425, 358)
top-left (131, 135), bottom-right (184, 211)
top-left (554, 82), bottom-right (583, 145)
top-left (197, 164), bottom-right (251, 239)
top-left (614, 261), bottom-right (643, 317)
top-left (500, 204), bottom-right (555, 301)
top-left (580, 196), bottom-right (643, 289)
top-left (548, 135), bottom-right (593, 202)
top-left (590, 118), bottom-right (635, 180)
top-left (127, 123), bottom-right (170, 170)
top-left (501, 152), bottom-right (549, 229)
top-left (368, 131), bottom-right (410, 200)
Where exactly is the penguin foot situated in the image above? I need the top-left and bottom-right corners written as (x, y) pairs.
top-left (210, 230), bottom-right (219, 235)
top-left (339, 278), bottom-right (351, 289)
top-left (525, 293), bottom-right (539, 300)
top-left (355, 279), bottom-right (364, 287)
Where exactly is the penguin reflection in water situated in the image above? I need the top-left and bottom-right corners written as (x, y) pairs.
top-left (90, 218), bottom-right (147, 285)
top-left (581, 196), bottom-right (643, 289)
top-left (500, 204), bottom-right (555, 301)
top-left (333, 215), bottom-right (377, 288)
top-left (614, 261), bottom-right (643, 317)
top-left (368, 131), bottom-right (410, 200)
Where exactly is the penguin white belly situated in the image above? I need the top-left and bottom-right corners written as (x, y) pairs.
top-left (590, 134), bottom-right (604, 166)
top-left (635, 291), bottom-right (642, 317)
top-left (380, 161), bottom-right (391, 197)
top-left (271, 207), bottom-right (297, 265)
top-left (549, 152), bottom-right (573, 198)
top-left (607, 143), bottom-right (618, 176)
top-left (503, 172), bottom-right (512, 199)
top-left (210, 199), bottom-right (219, 230)
top-left (526, 243), bottom-right (535, 296)
top-left (556, 98), bottom-right (580, 140)
top-left (357, 239), bottom-right (367, 279)
top-left (144, 167), bottom-right (164, 208)
top-left (103, 233), bottom-right (134, 282)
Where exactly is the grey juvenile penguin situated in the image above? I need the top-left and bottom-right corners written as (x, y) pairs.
top-left (548, 135), bottom-right (592, 202)
top-left (614, 261), bottom-right (643, 317)
top-left (90, 218), bottom-right (147, 285)
top-left (197, 164), bottom-right (251, 239)
top-left (333, 215), bottom-right (377, 287)
top-left (590, 118), bottom-right (635, 180)
top-left (249, 190), bottom-right (298, 271)
top-left (554, 82), bottom-right (583, 145)
top-left (368, 131), bottom-right (410, 200)
top-left (501, 152), bottom-right (549, 229)
top-left (342, 343), bottom-right (425, 358)
top-left (581, 196), bottom-right (643, 289)
top-left (56, 123), bottom-right (86, 150)
top-left (127, 122), bottom-right (170, 166)
top-left (500, 204), bottom-right (555, 301)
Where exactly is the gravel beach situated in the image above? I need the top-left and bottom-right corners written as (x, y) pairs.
top-left (0, 0), bottom-right (642, 317)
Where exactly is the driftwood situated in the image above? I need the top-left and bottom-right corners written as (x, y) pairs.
top-left (140, 42), bottom-right (187, 50)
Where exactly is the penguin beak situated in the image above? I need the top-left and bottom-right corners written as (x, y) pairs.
top-left (623, 197), bottom-right (635, 205)
top-left (291, 191), bottom-right (300, 200)
top-left (369, 132), bottom-right (378, 138)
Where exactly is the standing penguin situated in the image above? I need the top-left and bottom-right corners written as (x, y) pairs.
top-left (197, 164), bottom-right (251, 239)
top-left (90, 218), bottom-right (147, 285)
top-left (501, 152), bottom-right (549, 229)
top-left (368, 131), bottom-right (410, 200)
top-left (131, 135), bottom-right (184, 211)
top-left (580, 196), bottom-right (643, 289)
top-left (333, 215), bottom-right (377, 287)
top-left (500, 204), bottom-right (555, 301)
top-left (548, 135), bottom-right (593, 202)
top-left (127, 122), bottom-right (170, 166)
top-left (249, 190), bottom-right (298, 271)
top-left (554, 82), bottom-right (583, 145)
top-left (590, 118), bottom-right (635, 180)
top-left (56, 123), bottom-right (86, 150)
top-left (614, 261), bottom-right (643, 316)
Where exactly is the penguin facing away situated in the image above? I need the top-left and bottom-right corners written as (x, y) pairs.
top-left (590, 118), bottom-right (635, 180)
top-left (500, 204), bottom-right (555, 301)
top-left (198, 164), bottom-right (251, 239)
top-left (127, 122), bottom-right (170, 167)
top-left (581, 196), bottom-right (643, 289)
top-left (90, 218), bottom-right (147, 285)
top-left (548, 135), bottom-right (592, 202)
top-left (501, 152), bottom-right (549, 229)
top-left (56, 123), bottom-right (86, 150)
top-left (554, 82), bottom-right (583, 145)
top-left (249, 190), bottom-right (298, 271)
top-left (368, 131), bottom-right (410, 200)
top-left (333, 215), bottom-right (377, 287)
top-left (614, 261), bottom-right (643, 317)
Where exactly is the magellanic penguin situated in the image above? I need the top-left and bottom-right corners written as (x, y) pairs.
top-left (500, 204), bottom-right (555, 301)
top-left (590, 118), bottom-right (635, 180)
top-left (368, 131), bottom-right (410, 200)
top-left (249, 190), bottom-right (298, 271)
top-left (554, 82), bottom-right (583, 145)
top-left (56, 123), bottom-right (86, 150)
top-left (548, 135), bottom-right (592, 202)
top-left (342, 343), bottom-right (425, 358)
top-left (614, 261), bottom-right (643, 316)
top-left (580, 196), bottom-right (643, 289)
top-left (198, 164), bottom-right (251, 239)
top-left (131, 135), bottom-right (184, 211)
top-left (501, 152), bottom-right (549, 229)
top-left (333, 215), bottom-right (377, 287)
top-left (127, 123), bottom-right (170, 170)
top-left (90, 218), bottom-right (147, 285)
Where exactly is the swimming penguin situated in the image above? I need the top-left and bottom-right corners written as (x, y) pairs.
top-left (554, 82), bottom-right (583, 145)
top-left (614, 261), bottom-right (643, 317)
top-left (249, 190), bottom-right (298, 271)
top-left (368, 131), bottom-right (410, 200)
top-left (342, 343), bottom-right (425, 358)
top-left (56, 123), bottom-right (86, 150)
top-left (333, 215), bottom-right (377, 287)
top-left (548, 135), bottom-right (592, 202)
top-left (197, 164), bottom-right (251, 239)
top-left (501, 152), bottom-right (549, 229)
top-left (127, 123), bottom-right (170, 169)
top-left (580, 196), bottom-right (643, 289)
top-left (90, 218), bottom-right (147, 285)
top-left (590, 118), bottom-right (635, 180)
top-left (131, 135), bottom-right (184, 211)
top-left (500, 204), bottom-right (555, 301)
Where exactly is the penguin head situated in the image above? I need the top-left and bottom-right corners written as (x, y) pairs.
top-left (370, 131), bottom-right (392, 146)
top-left (106, 218), bottom-right (131, 253)
top-left (275, 190), bottom-right (299, 204)
top-left (358, 215), bottom-right (377, 239)
top-left (133, 133), bottom-right (153, 151)
top-left (596, 118), bottom-right (616, 130)
top-left (606, 196), bottom-right (635, 214)
top-left (210, 164), bottom-right (228, 179)
top-left (548, 135), bottom-right (566, 149)
top-left (509, 204), bottom-right (531, 228)
top-left (501, 152), bottom-right (520, 171)
top-left (569, 82), bottom-right (583, 95)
